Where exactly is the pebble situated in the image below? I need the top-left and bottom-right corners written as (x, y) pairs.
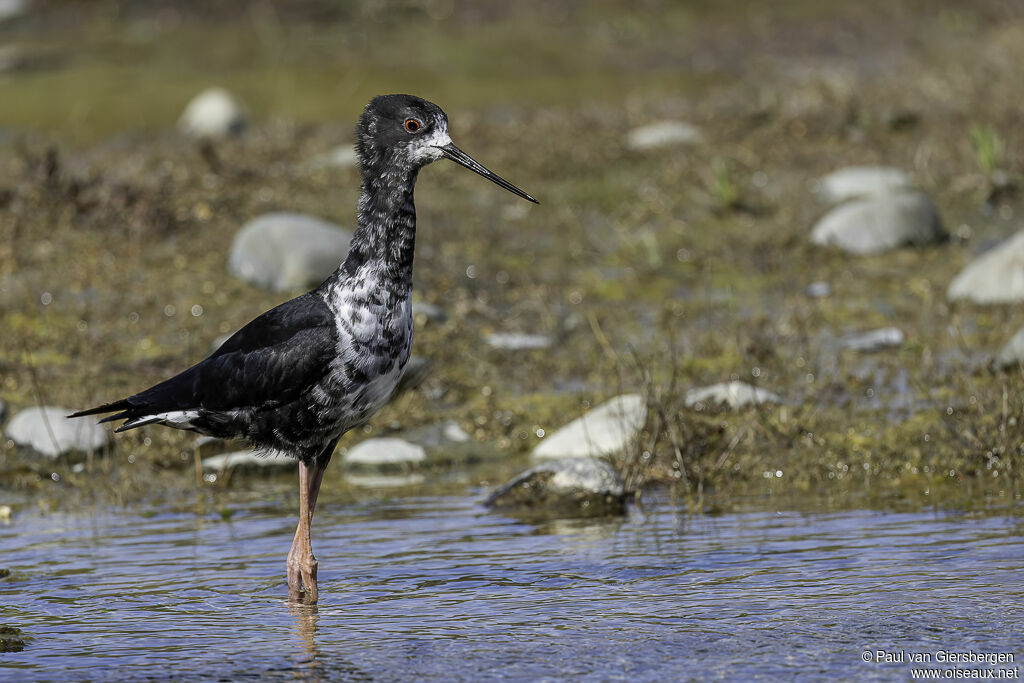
top-left (994, 326), bottom-right (1024, 368)
top-left (838, 327), bottom-right (904, 352)
top-left (202, 450), bottom-right (294, 471)
top-left (486, 456), bottom-right (625, 518)
top-left (817, 166), bottom-right (912, 203)
top-left (685, 381), bottom-right (783, 410)
top-left (8, 407), bottom-right (108, 458)
top-left (948, 231), bottom-right (1024, 304)
top-left (343, 437), bottom-right (426, 467)
top-left (228, 212), bottom-right (352, 291)
top-left (0, 505), bottom-right (11, 524)
top-left (533, 394), bottom-right (647, 460)
top-left (178, 87), bottom-right (247, 139)
top-left (805, 281), bottom-right (832, 298)
top-left (485, 332), bottom-right (552, 351)
top-left (810, 191), bottom-right (944, 255)
top-left (626, 121), bottom-right (702, 151)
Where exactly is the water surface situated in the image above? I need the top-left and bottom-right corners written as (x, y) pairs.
top-left (2, 491), bottom-right (1022, 681)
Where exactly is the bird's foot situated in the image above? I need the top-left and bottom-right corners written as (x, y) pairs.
top-left (287, 552), bottom-right (319, 604)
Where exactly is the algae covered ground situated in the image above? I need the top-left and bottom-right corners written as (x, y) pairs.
top-left (2, 0), bottom-right (1024, 513)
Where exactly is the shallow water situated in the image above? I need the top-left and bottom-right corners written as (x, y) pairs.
top-left (2, 490), bottom-right (1023, 681)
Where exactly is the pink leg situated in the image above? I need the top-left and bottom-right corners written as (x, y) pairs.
top-left (287, 460), bottom-right (326, 603)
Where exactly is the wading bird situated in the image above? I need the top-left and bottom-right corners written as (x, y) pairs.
top-left (71, 94), bottom-right (537, 603)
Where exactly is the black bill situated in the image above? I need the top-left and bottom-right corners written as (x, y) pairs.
top-left (440, 143), bottom-right (539, 204)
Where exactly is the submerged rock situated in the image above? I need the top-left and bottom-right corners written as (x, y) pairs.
top-left (995, 326), bottom-right (1024, 368)
top-left (626, 121), bottom-right (702, 150)
top-left (486, 457), bottom-right (625, 518)
top-left (838, 327), bottom-right (904, 352)
top-left (532, 394), bottom-right (647, 460)
top-left (685, 381), bottom-right (782, 410)
top-left (8, 407), bottom-right (108, 458)
top-left (485, 332), bottom-right (552, 350)
top-left (228, 212), bottom-right (352, 291)
top-left (810, 191), bottom-right (944, 255)
top-left (202, 450), bottom-right (294, 472)
top-left (948, 231), bottom-right (1024, 304)
top-left (817, 166), bottom-right (912, 203)
top-left (178, 87), bottom-right (247, 139)
top-left (343, 437), bottom-right (426, 468)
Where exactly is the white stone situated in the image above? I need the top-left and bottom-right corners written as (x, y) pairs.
top-left (839, 327), bottom-right (904, 352)
top-left (343, 437), bottom-right (426, 466)
top-left (817, 166), bottom-right (912, 203)
top-left (685, 381), bottom-right (782, 410)
top-left (948, 231), bottom-right (1024, 304)
top-left (485, 333), bottom-right (552, 350)
top-left (810, 191), bottom-right (944, 255)
top-left (344, 473), bottom-right (425, 488)
top-left (533, 394), bottom-right (647, 460)
top-left (202, 450), bottom-right (294, 471)
top-left (8, 407), bottom-right (108, 458)
top-left (626, 121), bottom-right (702, 150)
top-left (311, 145), bottom-right (359, 169)
top-left (0, 0), bottom-right (27, 23)
top-left (228, 212), bottom-right (352, 291)
top-left (178, 87), bottom-right (247, 139)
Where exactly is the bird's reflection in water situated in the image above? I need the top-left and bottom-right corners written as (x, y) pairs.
top-left (289, 602), bottom-right (320, 670)
top-left (287, 603), bottom-right (372, 682)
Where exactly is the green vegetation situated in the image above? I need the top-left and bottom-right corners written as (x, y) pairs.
top-left (2, 0), bottom-right (1023, 514)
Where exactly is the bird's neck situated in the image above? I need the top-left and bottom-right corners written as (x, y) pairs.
top-left (338, 166), bottom-right (419, 294)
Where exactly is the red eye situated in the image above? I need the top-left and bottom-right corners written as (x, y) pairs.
top-left (404, 119), bottom-right (421, 133)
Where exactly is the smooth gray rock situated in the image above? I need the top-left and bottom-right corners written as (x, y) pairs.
top-left (626, 121), bottom-right (702, 150)
top-left (533, 394), bottom-right (647, 460)
top-left (178, 87), bottom-right (247, 138)
top-left (810, 191), bottom-right (944, 255)
top-left (948, 231), bottom-right (1024, 304)
top-left (202, 450), bottom-right (294, 471)
top-left (817, 166), bottom-right (912, 203)
top-left (343, 437), bottom-right (426, 467)
top-left (838, 327), bottom-right (904, 352)
top-left (485, 332), bottom-right (552, 350)
top-left (228, 212), bottom-right (352, 291)
top-left (8, 407), bottom-right (108, 458)
top-left (486, 456), bottom-right (625, 518)
top-left (995, 326), bottom-right (1024, 367)
top-left (685, 381), bottom-right (782, 410)
top-left (401, 419), bottom-right (499, 466)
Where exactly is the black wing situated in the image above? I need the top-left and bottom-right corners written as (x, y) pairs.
top-left (70, 291), bottom-right (338, 430)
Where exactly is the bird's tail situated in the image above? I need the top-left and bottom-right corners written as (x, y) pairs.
top-left (67, 399), bottom-right (157, 432)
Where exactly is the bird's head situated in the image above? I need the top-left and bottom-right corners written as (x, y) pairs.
top-left (355, 94), bottom-right (537, 203)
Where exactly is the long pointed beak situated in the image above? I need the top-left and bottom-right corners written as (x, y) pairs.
top-left (440, 143), bottom-right (539, 204)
